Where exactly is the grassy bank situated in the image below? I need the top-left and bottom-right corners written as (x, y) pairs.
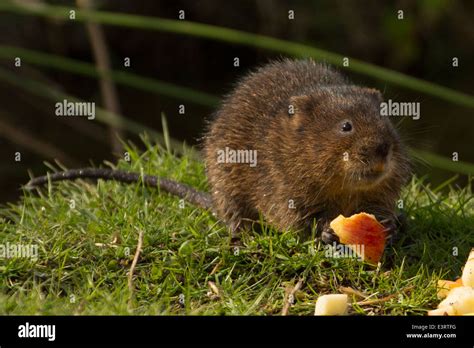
top-left (1, 139), bottom-right (473, 315)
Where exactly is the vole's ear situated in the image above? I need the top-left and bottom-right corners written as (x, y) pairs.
top-left (360, 88), bottom-right (384, 105)
top-left (287, 94), bottom-right (312, 117)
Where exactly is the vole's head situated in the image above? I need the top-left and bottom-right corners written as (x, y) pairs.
top-left (288, 86), bottom-right (410, 193)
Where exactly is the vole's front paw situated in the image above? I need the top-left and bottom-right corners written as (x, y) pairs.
top-left (380, 213), bottom-right (405, 246)
top-left (320, 224), bottom-right (340, 245)
top-left (380, 218), bottom-right (397, 245)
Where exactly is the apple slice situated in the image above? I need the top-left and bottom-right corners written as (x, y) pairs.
top-left (437, 287), bottom-right (474, 315)
top-left (330, 213), bottom-right (387, 264)
top-left (430, 250), bottom-right (474, 316)
top-left (314, 294), bottom-right (348, 315)
top-left (461, 248), bottom-right (474, 287)
top-left (437, 279), bottom-right (463, 299)
top-left (428, 306), bottom-right (456, 316)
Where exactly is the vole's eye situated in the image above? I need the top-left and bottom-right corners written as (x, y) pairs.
top-left (341, 121), bottom-right (353, 132)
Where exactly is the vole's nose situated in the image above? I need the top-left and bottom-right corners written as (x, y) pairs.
top-left (375, 142), bottom-right (390, 159)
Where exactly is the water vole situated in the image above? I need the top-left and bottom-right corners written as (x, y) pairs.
top-left (27, 59), bottom-right (411, 243)
top-left (203, 59), bottom-right (410, 242)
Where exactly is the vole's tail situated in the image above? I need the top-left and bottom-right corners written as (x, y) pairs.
top-left (25, 168), bottom-right (213, 210)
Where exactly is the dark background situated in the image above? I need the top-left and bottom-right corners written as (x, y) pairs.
top-left (0, 0), bottom-right (473, 203)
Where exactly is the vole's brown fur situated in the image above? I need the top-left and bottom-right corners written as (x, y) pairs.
top-left (203, 59), bottom-right (410, 241)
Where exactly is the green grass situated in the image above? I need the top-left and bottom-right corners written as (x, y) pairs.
top-left (1, 138), bottom-right (473, 315)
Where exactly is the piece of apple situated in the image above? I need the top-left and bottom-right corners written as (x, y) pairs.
top-left (437, 279), bottom-right (463, 299)
top-left (428, 306), bottom-right (456, 316)
top-left (314, 294), bottom-right (348, 315)
top-left (430, 250), bottom-right (474, 316)
top-left (461, 248), bottom-right (474, 287)
top-left (437, 287), bottom-right (474, 315)
top-left (330, 213), bottom-right (387, 264)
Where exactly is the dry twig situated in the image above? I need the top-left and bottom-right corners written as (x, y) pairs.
top-left (281, 279), bottom-right (304, 316)
top-left (127, 230), bottom-right (144, 308)
top-left (339, 286), bottom-right (368, 299)
top-left (355, 286), bottom-right (415, 306)
top-left (76, 0), bottom-right (124, 154)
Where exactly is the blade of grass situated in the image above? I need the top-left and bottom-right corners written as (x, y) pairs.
top-left (161, 112), bottom-right (171, 154)
top-left (0, 67), bottom-right (198, 158)
top-left (0, 45), bottom-right (219, 107)
top-left (0, 1), bottom-right (473, 109)
top-left (409, 149), bottom-right (474, 176)
top-left (432, 175), bottom-right (459, 193)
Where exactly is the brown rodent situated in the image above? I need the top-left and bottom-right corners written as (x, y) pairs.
top-left (27, 59), bottom-right (410, 244)
top-left (203, 59), bottom-right (410, 242)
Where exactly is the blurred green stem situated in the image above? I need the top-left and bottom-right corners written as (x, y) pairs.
top-left (0, 46), bottom-right (219, 107)
top-left (76, 0), bottom-right (124, 154)
top-left (0, 67), bottom-right (198, 158)
top-left (409, 149), bottom-right (474, 177)
top-left (0, 1), bottom-right (473, 109)
top-left (0, 47), bottom-right (472, 174)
